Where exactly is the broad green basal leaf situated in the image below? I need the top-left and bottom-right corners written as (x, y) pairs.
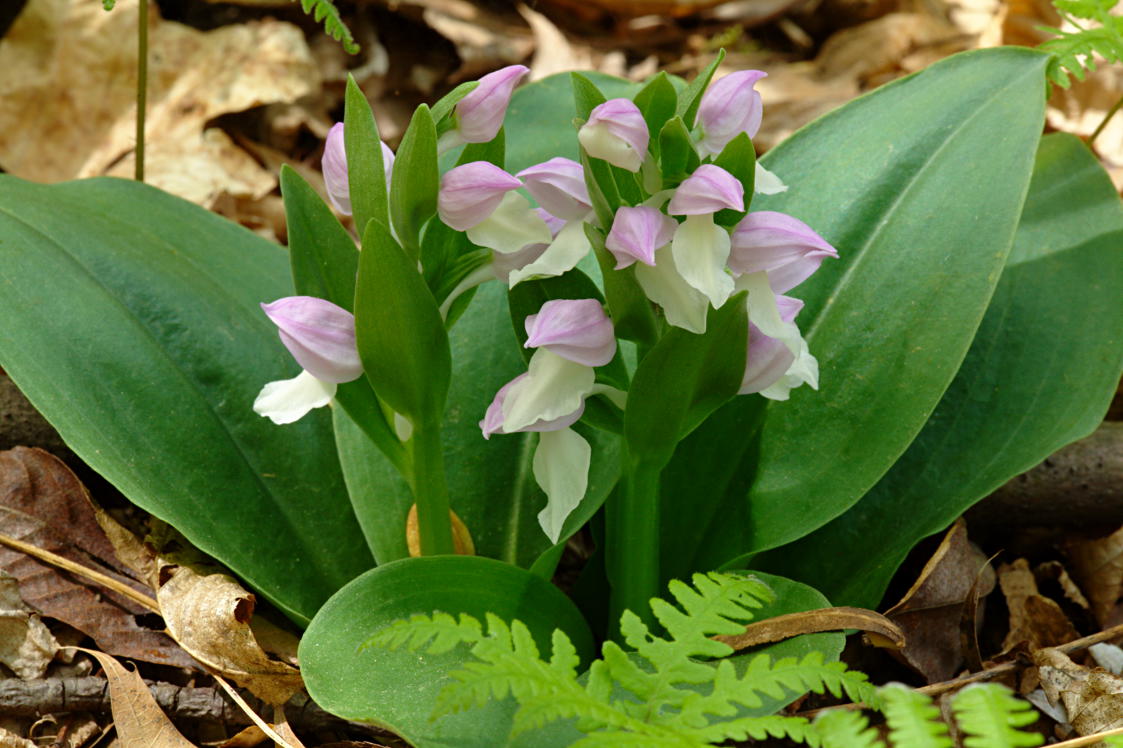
top-left (300, 555), bottom-right (594, 748)
top-left (722, 47), bottom-right (1050, 555)
top-left (752, 133), bottom-right (1123, 607)
top-left (0, 176), bottom-right (372, 625)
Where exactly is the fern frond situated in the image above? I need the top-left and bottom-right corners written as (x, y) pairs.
top-left (881, 683), bottom-right (951, 748)
top-left (1038, 3), bottom-right (1123, 88)
top-left (677, 651), bottom-right (875, 727)
top-left (695, 713), bottom-right (820, 746)
top-left (816, 709), bottom-right (882, 748)
top-left (572, 730), bottom-right (706, 748)
top-left (362, 611), bottom-right (483, 654)
top-left (951, 684), bottom-right (1043, 748)
top-left (296, 0), bottom-right (358, 54)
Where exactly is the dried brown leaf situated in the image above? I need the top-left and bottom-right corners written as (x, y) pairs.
top-left (883, 519), bottom-right (995, 682)
top-left (1036, 647), bottom-right (1123, 736)
top-left (78, 648), bottom-right (196, 748)
top-left (0, 448), bottom-right (192, 668)
top-left (1000, 558), bottom-right (1079, 652)
top-left (0, 571), bottom-right (58, 680)
top-left (157, 564), bottom-right (302, 705)
top-left (0, 0), bottom-right (319, 207)
top-left (1066, 526), bottom-right (1123, 628)
top-left (0, 726), bottom-right (36, 748)
top-left (715, 606), bottom-right (905, 651)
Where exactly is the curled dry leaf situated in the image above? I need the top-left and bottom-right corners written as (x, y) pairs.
top-left (999, 558), bottom-right (1079, 652)
top-left (157, 563), bottom-right (303, 706)
top-left (0, 571), bottom-right (58, 680)
top-left (0, 0), bottom-right (319, 208)
top-left (882, 519), bottom-right (995, 682)
top-left (1035, 647), bottom-right (1123, 737)
top-left (714, 606), bottom-right (905, 651)
top-left (77, 648), bottom-right (195, 748)
top-left (0, 448), bottom-right (192, 668)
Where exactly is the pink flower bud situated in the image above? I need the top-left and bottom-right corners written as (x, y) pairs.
top-left (740, 295), bottom-right (802, 395)
top-left (261, 296), bottom-right (362, 383)
top-left (516, 158), bottom-right (591, 221)
top-left (668, 164), bottom-right (744, 215)
top-left (322, 123), bottom-right (395, 216)
top-left (438, 161), bottom-right (523, 230)
top-left (577, 99), bottom-right (649, 172)
top-left (697, 70), bottom-right (767, 157)
top-left (322, 123), bottom-right (351, 215)
top-left (524, 299), bottom-right (616, 367)
top-left (480, 374), bottom-right (585, 438)
top-left (456, 65), bottom-right (529, 143)
top-left (729, 211), bottom-right (839, 293)
top-left (605, 206), bottom-right (677, 269)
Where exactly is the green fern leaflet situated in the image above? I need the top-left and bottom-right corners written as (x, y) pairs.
top-left (297, 0), bottom-right (358, 54)
top-left (365, 572), bottom-right (874, 745)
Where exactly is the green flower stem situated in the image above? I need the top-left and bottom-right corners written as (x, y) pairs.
top-left (135, 0), bottom-right (148, 181)
top-left (607, 455), bottom-right (663, 635)
top-left (409, 419), bottom-right (455, 555)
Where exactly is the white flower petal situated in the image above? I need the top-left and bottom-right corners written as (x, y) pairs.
top-left (634, 248), bottom-right (710, 334)
top-left (253, 370), bottom-right (336, 425)
top-left (501, 349), bottom-right (594, 433)
top-left (755, 163), bottom-right (789, 195)
top-left (736, 271), bottom-right (801, 354)
top-left (466, 192), bottom-right (552, 253)
top-left (671, 214), bottom-right (734, 308)
top-left (533, 427), bottom-right (591, 543)
top-left (760, 338), bottom-right (818, 401)
top-left (507, 220), bottom-right (591, 287)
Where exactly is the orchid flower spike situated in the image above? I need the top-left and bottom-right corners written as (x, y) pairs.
top-left (729, 210), bottom-right (839, 293)
top-left (578, 98), bottom-right (649, 172)
top-left (253, 296), bottom-right (362, 425)
top-left (666, 164), bottom-right (744, 310)
top-left (740, 295), bottom-right (819, 400)
top-left (605, 205), bottom-right (677, 269)
top-left (454, 65), bottom-right (529, 144)
top-left (322, 122), bottom-right (395, 216)
top-left (696, 70), bottom-right (767, 157)
top-left (438, 161), bottom-right (551, 252)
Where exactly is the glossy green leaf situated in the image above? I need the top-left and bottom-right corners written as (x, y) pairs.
top-left (739, 48), bottom-right (1050, 553)
top-left (300, 555), bottom-right (594, 748)
top-left (431, 80), bottom-right (479, 132)
top-left (712, 132), bottom-right (756, 226)
top-left (625, 293), bottom-right (748, 467)
top-left (659, 116), bottom-right (701, 183)
top-left (0, 176), bottom-right (372, 625)
top-left (634, 71), bottom-right (678, 149)
top-left (344, 75), bottom-right (389, 234)
top-left (389, 104), bottom-right (439, 258)
top-left (355, 219), bottom-right (450, 426)
top-left (752, 133), bottom-right (1123, 607)
top-left (571, 71), bottom-right (608, 119)
top-left (675, 49), bottom-right (724, 129)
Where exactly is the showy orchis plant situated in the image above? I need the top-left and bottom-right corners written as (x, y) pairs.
top-left (254, 56), bottom-right (838, 623)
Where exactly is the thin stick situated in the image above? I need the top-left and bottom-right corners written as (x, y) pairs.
top-left (0, 531), bottom-right (159, 614)
top-left (210, 673), bottom-right (297, 748)
top-left (1050, 724), bottom-right (1123, 748)
top-left (135, 0), bottom-right (148, 181)
top-left (1090, 94), bottom-right (1123, 147)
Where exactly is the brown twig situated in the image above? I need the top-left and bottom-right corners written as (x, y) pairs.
top-left (0, 531), bottom-right (159, 613)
